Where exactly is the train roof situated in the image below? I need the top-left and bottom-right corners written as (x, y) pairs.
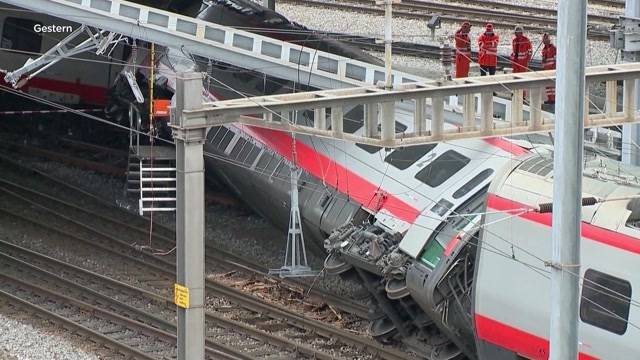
top-left (490, 153), bottom-right (640, 240)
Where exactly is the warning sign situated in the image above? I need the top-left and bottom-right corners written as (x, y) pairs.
top-left (174, 283), bottom-right (190, 309)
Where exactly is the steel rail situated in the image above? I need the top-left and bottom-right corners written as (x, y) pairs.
top-left (0, 152), bottom-right (369, 318)
top-left (0, 272), bottom-right (242, 360)
top-left (413, 0), bottom-right (622, 20)
top-left (0, 181), bottom-right (411, 360)
top-left (279, 0), bottom-right (610, 40)
top-left (0, 289), bottom-right (157, 360)
top-left (0, 240), bottom-right (333, 360)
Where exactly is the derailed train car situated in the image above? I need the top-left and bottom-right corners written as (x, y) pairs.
top-left (2, 0), bottom-right (640, 358)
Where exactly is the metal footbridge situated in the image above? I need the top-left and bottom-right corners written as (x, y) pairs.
top-left (2, 0), bottom-right (541, 127)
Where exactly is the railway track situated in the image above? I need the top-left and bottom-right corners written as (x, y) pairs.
top-left (0, 155), bottom-right (413, 360)
top-left (281, 0), bottom-right (612, 40)
top-left (0, 149), bottom-right (368, 317)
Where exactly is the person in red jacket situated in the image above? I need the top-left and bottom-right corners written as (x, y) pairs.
top-left (541, 33), bottom-right (557, 104)
top-left (478, 23), bottom-right (499, 76)
top-left (454, 21), bottom-right (472, 78)
top-left (511, 25), bottom-right (532, 73)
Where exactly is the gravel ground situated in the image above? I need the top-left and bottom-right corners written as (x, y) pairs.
top-left (274, 2), bottom-right (619, 77)
top-left (0, 142), bottom-right (368, 301)
top-left (0, 313), bottom-right (98, 360)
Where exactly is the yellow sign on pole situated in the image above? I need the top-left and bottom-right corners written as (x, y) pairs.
top-left (174, 283), bottom-right (190, 309)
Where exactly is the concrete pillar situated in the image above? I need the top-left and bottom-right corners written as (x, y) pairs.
top-left (480, 92), bottom-right (493, 134)
top-left (511, 89), bottom-right (524, 126)
top-left (414, 97), bottom-right (426, 135)
top-left (331, 106), bottom-right (343, 136)
top-left (529, 87), bottom-right (543, 130)
top-left (364, 103), bottom-right (379, 138)
top-left (314, 108), bottom-right (326, 130)
top-left (173, 72), bottom-right (207, 360)
top-left (463, 93), bottom-right (475, 130)
top-left (381, 102), bottom-right (395, 142)
top-left (431, 96), bottom-right (444, 138)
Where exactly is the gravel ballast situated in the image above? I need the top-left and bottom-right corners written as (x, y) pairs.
top-left (274, 2), bottom-right (619, 77)
top-left (0, 313), bottom-right (99, 360)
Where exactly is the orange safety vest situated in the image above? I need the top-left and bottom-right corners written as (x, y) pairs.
top-left (542, 43), bottom-right (557, 70)
top-left (511, 35), bottom-right (532, 73)
top-left (454, 29), bottom-right (471, 78)
top-left (542, 43), bottom-right (557, 102)
top-left (478, 33), bottom-right (499, 67)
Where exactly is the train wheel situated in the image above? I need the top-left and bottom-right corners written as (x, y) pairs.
top-left (368, 317), bottom-right (397, 344)
top-left (385, 278), bottom-right (410, 300)
top-left (323, 252), bottom-right (352, 275)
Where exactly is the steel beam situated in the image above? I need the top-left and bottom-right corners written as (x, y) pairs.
top-left (549, 1), bottom-right (587, 358)
top-left (622, 0), bottom-right (640, 166)
top-left (172, 72), bottom-right (207, 360)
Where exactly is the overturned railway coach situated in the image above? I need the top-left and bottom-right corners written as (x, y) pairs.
top-left (2, 0), bottom-right (640, 359)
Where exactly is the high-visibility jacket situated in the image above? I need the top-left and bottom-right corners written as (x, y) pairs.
top-left (454, 29), bottom-right (471, 78)
top-left (511, 35), bottom-right (532, 73)
top-left (542, 43), bottom-right (557, 70)
top-left (478, 33), bottom-right (499, 67)
top-left (542, 43), bottom-right (557, 102)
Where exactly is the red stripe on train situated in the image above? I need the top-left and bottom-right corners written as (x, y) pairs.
top-left (475, 314), bottom-right (599, 360)
top-left (486, 193), bottom-right (640, 255)
top-left (0, 77), bottom-right (107, 106)
top-left (241, 125), bottom-right (421, 223)
top-left (483, 137), bottom-right (529, 156)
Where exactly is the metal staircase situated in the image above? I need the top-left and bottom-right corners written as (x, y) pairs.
top-left (125, 105), bottom-right (176, 215)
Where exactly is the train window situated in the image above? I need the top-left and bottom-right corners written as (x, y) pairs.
top-left (415, 150), bottom-right (470, 188)
top-left (452, 169), bottom-right (494, 199)
top-left (580, 269), bottom-right (631, 335)
top-left (238, 141), bottom-right (253, 162)
top-left (218, 130), bottom-right (235, 152)
top-left (208, 126), bottom-right (224, 144)
top-left (377, 121), bottom-right (408, 134)
top-left (289, 49), bottom-right (310, 67)
top-left (255, 151), bottom-right (274, 173)
top-left (384, 144), bottom-right (437, 170)
top-left (318, 56), bottom-right (338, 74)
top-left (356, 144), bottom-right (382, 154)
top-left (1, 18), bottom-right (42, 53)
top-left (343, 105), bottom-right (364, 134)
top-left (419, 239), bottom-right (443, 269)
top-left (245, 146), bottom-right (261, 166)
top-left (229, 138), bottom-right (248, 160)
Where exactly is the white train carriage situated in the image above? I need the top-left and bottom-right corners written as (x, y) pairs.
top-left (475, 155), bottom-right (640, 359)
top-left (0, 6), bottom-right (124, 106)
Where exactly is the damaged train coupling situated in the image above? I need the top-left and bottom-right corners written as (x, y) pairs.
top-left (322, 220), bottom-right (464, 359)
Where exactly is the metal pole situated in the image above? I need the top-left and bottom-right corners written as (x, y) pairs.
top-left (622, 0), bottom-right (640, 165)
top-left (549, 1), bottom-right (586, 359)
top-left (384, 0), bottom-right (393, 89)
top-left (173, 72), bottom-right (206, 360)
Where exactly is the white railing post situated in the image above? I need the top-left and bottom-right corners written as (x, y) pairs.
top-left (364, 103), bottom-right (378, 137)
top-left (414, 97), bottom-right (426, 135)
top-left (511, 89), bottom-right (524, 126)
top-left (314, 108), bottom-right (326, 130)
top-left (606, 80), bottom-right (618, 117)
top-left (624, 79), bottom-right (636, 121)
top-left (331, 106), bottom-right (343, 136)
top-left (480, 92), bottom-right (493, 134)
top-left (381, 102), bottom-right (395, 142)
top-left (431, 96), bottom-right (444, 139)
top-left (530, 87), bottom-right (543, 130)
top-left (463, 93), bottom-right (475, 130)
